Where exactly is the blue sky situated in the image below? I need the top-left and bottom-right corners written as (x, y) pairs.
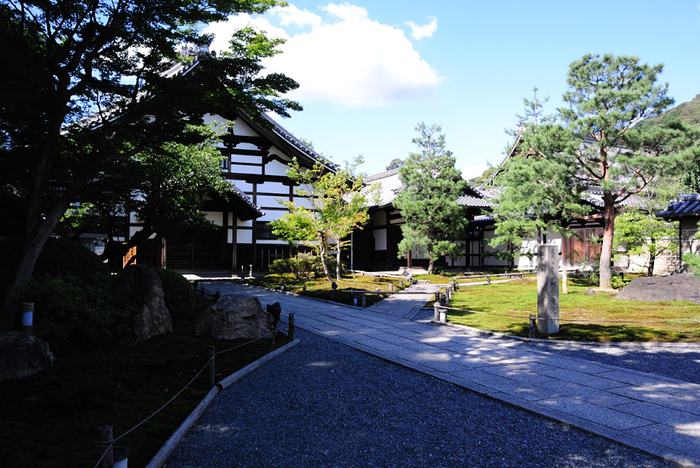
top-left (205, 1), bottom-right (700, 179)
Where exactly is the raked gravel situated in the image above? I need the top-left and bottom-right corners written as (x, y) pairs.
top-left (165, 328), bottom-right (678, 468)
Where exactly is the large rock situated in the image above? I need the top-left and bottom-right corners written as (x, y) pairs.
top-left (196, 295), bottom-right (273, 340)
top-left (616, 274), bottom-right (700, 303)
top-left (0, 332), bottom-right (55, 381)
top-left (114, 264), bottom-right (172, 343)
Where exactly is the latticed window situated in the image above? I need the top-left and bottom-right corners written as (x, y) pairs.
top-left (255, 222), bottom-right (278, 240)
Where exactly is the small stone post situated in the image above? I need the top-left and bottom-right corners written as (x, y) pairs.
top-left (331, 282), bottom-right (337, 300)
top-left (288, 313), bottom-right (295, 340)
top-left (439, 307), bottom-right (447, 324)
top-left (537, 245), bottom-right (560, 334)
top-left (208, 346), bottom-right (216, 389)
top-left (361, 294), bottom-right (367, 308)
top-left (529, 314), bottom-right (537, 339)
top-left (433, 302), bottom-right (440, 321)
top-left (96, 425), bottom-right (114, 468)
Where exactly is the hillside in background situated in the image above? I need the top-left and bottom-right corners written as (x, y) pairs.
top-left (637, 94), bottom-right (700, 130)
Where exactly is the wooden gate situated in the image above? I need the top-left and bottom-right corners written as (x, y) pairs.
top-left (166, 230), bottom-right (223, 269)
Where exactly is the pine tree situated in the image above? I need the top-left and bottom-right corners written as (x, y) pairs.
top-left (394, 123), bottom-right (468, 274)
top-left (527, 54), bottom-right (685, 289)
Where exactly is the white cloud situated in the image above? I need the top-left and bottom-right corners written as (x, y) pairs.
top-left (406, 16), bottom-right (438, 40)
top-left (205, 14), bottom-right (289, 54)
top-left (321, 2), bottom-right (369, 22)
top-left (462, 164), bottom-right (490, 181)
top-left (203, 3), bottom-right (443, 108)
top-left (269, 4), bottom-right (322, 27)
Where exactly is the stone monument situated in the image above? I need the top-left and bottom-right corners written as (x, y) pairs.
top-left (537, 245), bottom-right (559, 334)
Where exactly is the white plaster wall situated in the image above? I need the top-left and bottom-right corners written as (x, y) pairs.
top-left (232, 119), bottom-right (259, 137)
top-left (205, 211), bottom-right (224, 226)
top-left (294, 196), bottom-right (312, 209)
top-left (373, 228), bottom-right (387, 251)
top-left (237, 229), bottom-right (252, 243)
top-left (232, 180), bottom-right (253, 192)
top-left (450, 240), bottom-right (467, 267)
top-left (259, 211), bottom-right (286, 222)
top-left (258, 181), bottom-right (289, 195)
top-left (231, 154), bottom-right (262, 165)
top-left (266, 158), bottom-right (292, 176)
top-left (238, 219), bottom-right (253, 227)
top-left (257, 239), bottom-right (288, 245)
top-left (230, 164), bottom-right (260, 175)
top-left (257, 195), bottom-right (284, 208)
top-left (482, 229), bottom-right (507, 266)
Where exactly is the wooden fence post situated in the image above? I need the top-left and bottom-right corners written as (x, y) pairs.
top-left (208, 346), bottom-right (216, 389)
top-left (96, 425), bottom-right (114, 468)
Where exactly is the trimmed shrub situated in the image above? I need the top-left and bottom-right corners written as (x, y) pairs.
top-left (34, 237), bottom-right (109, 282)
top-left (20, 238), bottom-right (128, 352)
top-left (270, 253), bottom-right (347, 279)
top-left (155, 268), bottom-right (195, 318)
top-left (22, 273), bottom-right (129, 353)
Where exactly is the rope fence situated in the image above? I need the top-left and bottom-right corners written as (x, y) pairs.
top-left (93, 313), bottom-right (295, 468)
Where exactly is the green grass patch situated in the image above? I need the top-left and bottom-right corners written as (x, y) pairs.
top-left (0, 296), bottom-right (291, 467)
top-left (254, 274), bottom-right (409, 306)
top-left (448, 278), bottom-right (700, 342)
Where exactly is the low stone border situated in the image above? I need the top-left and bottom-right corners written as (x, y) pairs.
top-left (145, 339), bottom-right (300, 468)
top-left (435, 319), bottom-right (700, 349)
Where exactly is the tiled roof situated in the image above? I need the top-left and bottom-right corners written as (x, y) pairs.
top-left (260, 113), bottom-right (339, 172)
top-left (230, 184), bottom-right (263, 218)
top-left (364, 168), bottom-right (492, 209)
top-left (457, 194), bottom-right (492, 208)
top-left (657, 194), bottom-right (700, 219)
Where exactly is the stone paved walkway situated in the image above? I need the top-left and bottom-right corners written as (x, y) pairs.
top-left (199, 281), bottom-right (700, 467)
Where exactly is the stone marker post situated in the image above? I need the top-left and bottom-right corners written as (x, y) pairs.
top-left (537, 245), bottom-right (559, 334)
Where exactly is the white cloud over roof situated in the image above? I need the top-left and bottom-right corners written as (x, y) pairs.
top-left (204, 3), bottom-right (443, 107)
top-left (406, 16), bottom-right (438, 40)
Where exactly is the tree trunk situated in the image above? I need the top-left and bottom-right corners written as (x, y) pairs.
top-left (335, 240), bottom-right (342, 281)
top-left (0, 199), bottom-right (69, 330)
top-left (318, 237), bottom-right (332, 282)
top-left (427, 256), bottom-right (434, 275)
top-left (648, 239), bottom-right (657, 276)
top-left (599, 193), bottom-right (615, 289)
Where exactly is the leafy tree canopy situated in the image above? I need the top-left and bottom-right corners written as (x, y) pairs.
top-left (386, 158), bottom-right (405, 171)
top-left (490, 88), bottom-right (590, 269)
top-left (521, 54), bottom-right (693, 288)
top-left (272, 156), bottom-right (376, 281)
top-left (0, 0), bottom-right (300, 328)
top-left (394, 123), bottom-right (468, 274)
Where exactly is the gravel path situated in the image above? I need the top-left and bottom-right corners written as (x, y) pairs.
top-left (165, 329), bottom-right (678, 468)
